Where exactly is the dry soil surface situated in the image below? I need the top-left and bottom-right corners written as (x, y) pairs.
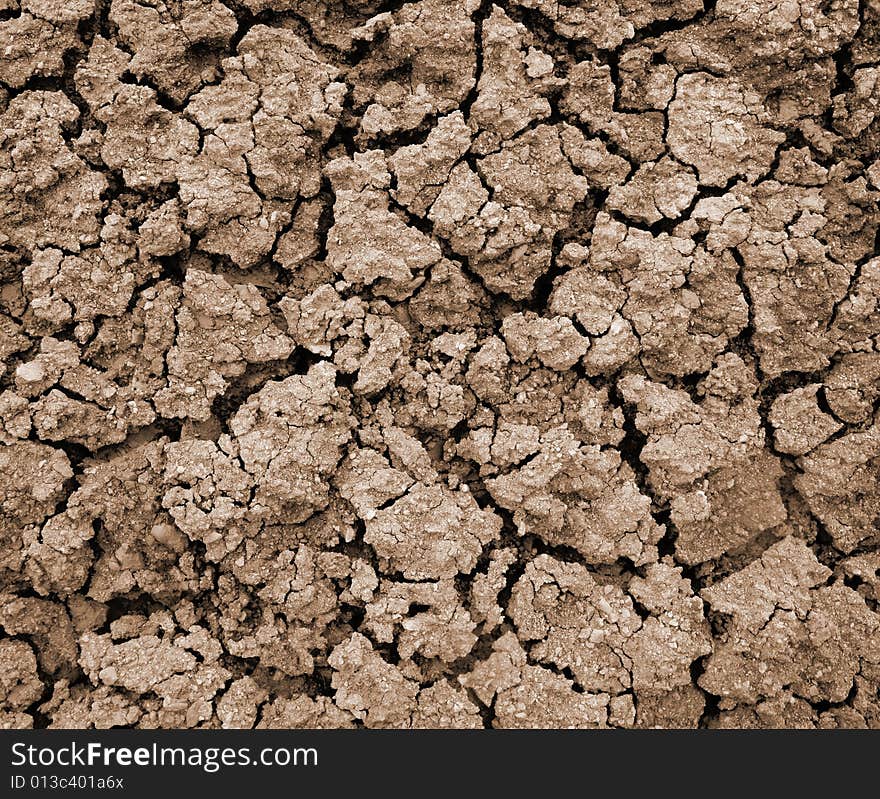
top-left (1, 0), bottom-right (880, 729)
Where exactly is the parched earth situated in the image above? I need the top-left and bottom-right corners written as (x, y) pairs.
top-left (1, 0), bottom-right (879, 729)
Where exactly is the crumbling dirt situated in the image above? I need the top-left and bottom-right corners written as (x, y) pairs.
top-left (1, 0), bottom-right (879, 730)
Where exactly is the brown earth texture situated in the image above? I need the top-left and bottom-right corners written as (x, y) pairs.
top-left (1, 0), bottom-right (880, 730)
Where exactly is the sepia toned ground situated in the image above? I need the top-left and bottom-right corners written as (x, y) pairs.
top-left (1, 0), bottom-right (879, 729)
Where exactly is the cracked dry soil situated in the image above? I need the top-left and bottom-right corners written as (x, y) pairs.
top-left (1, 0), bottom-right (880, 730)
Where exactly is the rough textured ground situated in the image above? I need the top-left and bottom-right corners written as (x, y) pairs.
top-left (1, 0), bottom-right (880, 730)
